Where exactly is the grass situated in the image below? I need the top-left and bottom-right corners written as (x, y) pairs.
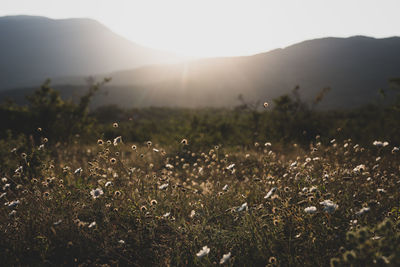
top-left (1, 134), bottom-right (400, 266)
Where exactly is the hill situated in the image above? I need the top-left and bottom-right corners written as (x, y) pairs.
top-left (0, 15), bottom-right (181, 90)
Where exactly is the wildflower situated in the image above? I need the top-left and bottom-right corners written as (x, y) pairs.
top-left (319, 200), bottom-right (338, 214)
top-left (269, 256), bottom-right (277, 265)
top-left (0, 192), bottom-right (6, 199)
top-left (7, 200), bottom-right (20, 209)
top-left (265, 142), bottom-right (272, 147)
top-left (264, 187), bottom-right (277, 199)
top-left (222, 184), bottom-right (228, 191)
top-left (263, 102), bottom-right (269, 108)
top-left (15, 166), bottom-right (23, 173)
top-left (163, 212), bottom-right (171, 218)
top-left (353, 164), bottom-right (366, 173)
top-left (304, 206), bottom-right (317, 214)
top-left (110, 158), bottom-right (116, 164)
top-left (105, 181), bottom-right (112, 187)
top-left (88, 221), bottom-right (96, 228)
top-left (236, 202), bottom-right (248, 212)
top-left (355, 207), bottom-right (370, 216)
top-left (196, 246), bottom-right (210, 258)
top-left (113, 136), bottom-right (122, 146)
top-left (113, 122), bottom-right (118, 128)
top-left (3, 183), bottom-right (10, 190)
top-left (118, 240), bottom-right (125, 244)
top-left (220, 252), bottom-right (231, 264)
top-left (90, 188), bottom-right (104, 199)
top-left (9, 210), bottom-right (17, 217)
top-left (146, 141), bottom-right (152, 147)
top-left (97, 139), bottom-right (104, 145)
top-left (189, 210), bottom-right (196, 218)
top-left (165, 164), bottom-right (174, 169)
top-left (140, 206), bottom-right (147, 212)
top-left (54, 219), bottom-right (62, 225)
top-left (131, 144), bottom-right (137, 150)
top-left (181, 139), bottom-right (188, 145)
top-left (373, 140), bottom-right (382, 146)
top-left (114, 191), bottom-right (122, 197)
top-left (153, 148), bottom-right (159, 152)
top-left (383, 141), bottom-right (389, 147)
top-left (227, 163), bottom-right (235, 170)
top-left (159, 183), bottom-right (169, 190)
top-left (310, 186), bottom-right (318, 193)
top-left (392, 146), bottom-right (399, 153)
top-left (377, 188), bottom-right (386, 193)
top-left (150, 199), bottom-right (158, 206)
top-left (74, 167), bottom-right (82, 175)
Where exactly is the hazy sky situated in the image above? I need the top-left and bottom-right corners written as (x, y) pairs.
top-left (2, 0), bottom-right (400, 57)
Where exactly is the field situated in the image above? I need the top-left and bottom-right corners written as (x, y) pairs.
top-left (1, 83), bottom-right (400, 266)
top-left (1, 132), bottom-right (400, 266)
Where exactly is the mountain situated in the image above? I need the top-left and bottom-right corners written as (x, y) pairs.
top-left (92, 36), bottom-right (400, 109)
top-left (0, 15), bottom-right (181, 90)
top-left (1, 21), bottom-right (400, 109)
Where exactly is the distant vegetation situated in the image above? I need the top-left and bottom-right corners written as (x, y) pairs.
top-left (0, 79), bottom-right (400, 151)
top-left (0, 80), bottom-right (400, 265)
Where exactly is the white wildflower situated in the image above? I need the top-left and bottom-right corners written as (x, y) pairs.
top-left (189, 210), bottom-right (196, 218)
top-left (353, 164), bottom-right (366, 173)
top-left (355, 207), bottom-right (370, 216)
top-left (227, 163), bottom-right (235, 170)
top-left (90, 188), bottom-right (104, 199)
top-left (7, 200), bottom-right (20, 208)
top-left (88, 221), bottom-right (97, 228)
top-left (159, 183), bottom-right (169, 190)
top-left (105, 181), bottom-right (113, 187)
top-left (196, 246), bottom-right (210, 258)
top-left (222, 184), bottom-right (228, 191)
top-left (304, 206), bottom-right (317, 214)
top-left (236, 202), bottom-right (248, 212)
top-left (15, 166), bottom-right (23, 173)
top-left (74, 167), bottom-right (83, 175)
top-left (383, 141), bottom-right (389, 147)
top-left (9, 210), bottom-right (17, 217)
top-left (220, 252), bottom-right (232, 264)
top-left (319, 200), bottom-right (338, 214)
top-left (113, 136), bottom-right (122, 146)
top-left (264, 187), bottom-right (277, 199)
top-left (373, 140), bottom-right (383, 147)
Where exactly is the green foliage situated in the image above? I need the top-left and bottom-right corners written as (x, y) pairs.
top-left (0, 78), bottom-right (110, 143)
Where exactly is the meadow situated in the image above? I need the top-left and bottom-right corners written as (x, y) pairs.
top-left (0, 81), bottom-right (400, 266)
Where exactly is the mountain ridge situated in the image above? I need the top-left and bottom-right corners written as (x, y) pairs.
top-left (0, 15), bottom-right (182, 90)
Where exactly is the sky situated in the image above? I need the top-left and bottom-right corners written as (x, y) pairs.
top-left (1, 0), bottom-right (400, 57)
